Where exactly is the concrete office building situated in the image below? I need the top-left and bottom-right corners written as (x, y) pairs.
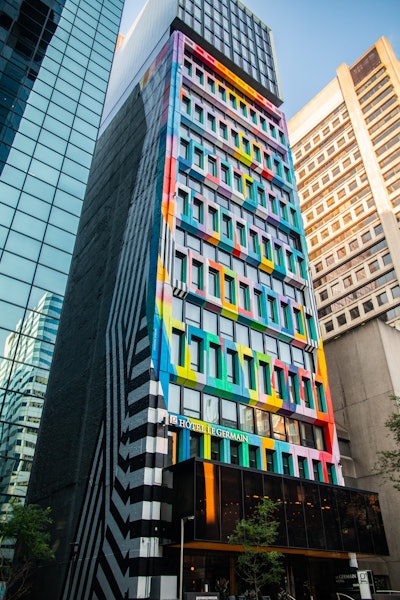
top-left (0, 0), bottom-right (125, 516)
top-left (28, 2), bottom-right (388, 599)
top-left (288, 37), bottom-right (400, 341)
top-left (325, 319), bottom-right (400, 588)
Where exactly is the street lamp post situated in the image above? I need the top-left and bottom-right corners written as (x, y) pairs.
top-left (179, 515), bottom-right (195, 600)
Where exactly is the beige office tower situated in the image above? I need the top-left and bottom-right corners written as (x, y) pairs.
top-left (288, 37), bottom-right (400, 341)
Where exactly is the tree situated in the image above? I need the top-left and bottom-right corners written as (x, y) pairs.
top-left (376, 395), bottom-right (400, 491)
top-left (0, 501), bottom-right (54, 600)
top-left (229, 498), bottom-right (285, 599)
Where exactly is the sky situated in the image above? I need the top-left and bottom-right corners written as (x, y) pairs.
top-left (119, 0), bottom-right (400, 120)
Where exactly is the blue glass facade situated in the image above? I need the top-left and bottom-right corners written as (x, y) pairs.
top-left (0, 0), bottom-right (124, 512)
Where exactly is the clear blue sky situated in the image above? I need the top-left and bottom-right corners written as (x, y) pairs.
top-left (119, 0), bottom-right (400, 120)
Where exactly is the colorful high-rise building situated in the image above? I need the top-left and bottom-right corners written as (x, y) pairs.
top-left (28, 2), bottom-right (388, 599)
top-left (288, 37), bottom-right (400, 341)
top-left (0, 0), bottom-right (125, 514)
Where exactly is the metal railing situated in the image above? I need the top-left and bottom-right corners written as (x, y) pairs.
top-left (336, 594), bottom-right (356, 600)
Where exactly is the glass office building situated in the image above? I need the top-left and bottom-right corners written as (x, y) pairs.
top-left (0, 0), bottom-right (124, 517)
top-left (27, 2), bottom-right (388, 599)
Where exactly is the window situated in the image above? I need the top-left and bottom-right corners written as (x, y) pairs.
top-left (298, 456), bottom-right (307, 479)
top-left (172, 330), bottom-right (184, 366)
top-left (236, 222), bottom-right (246, 246)
top-left (194, 105), bottom-right (203, 123)
top-left (208, 207), bottom-right (218, 232)
top-left (274, 244), bottom-right (283, 266)
top-left (209, 268), bottom-right (220, 297)
top-left (274, 367), bottom-right (285, 399)
top-left (204, 393), bottom-right (219, 423)
top-left (220, 122), bottom-right (228, 139)
top-left (302, 377), bottom-right (313, 408)
top-left (249, 230), bottom-right (258, 253)
top-left (271, 413), bottom-right (286, 441)
top-left (227, 349), bottom-right (239, 384)
top-left (183, 388), bottom-right (201, 419)
top-left (207, 156), bottom-right (217, 177)
top-left (316, 382), bottom-right (326, 412)
top-left (233, 172), bottom-right (242, 193)
top-left (222, 214), bottom-right (232, 238)
top-left (221, 163), bottom-right (230, 185)
top-left (231, 129), bottom-right (239, 147)
top-left (314, 426), bottom-right (325, 451)
top-left (282, 453), bottom-right (292, 475)
top-left (312, 459), bottom-right (322, 482)
top-left (182, 96), bottom-right (191, 115)
top-left (190, 336), bottom-right (203, 372)
top-left (239, 283), bottom-right (250, 310)
top-left (230, 441), bottom-right (240, 465)
top-left (193, 147), bottom-right (204, 168)
top-left (288, 373), bottom-right (300, 404)
top-left (281, 303), bottom-right (290, 329)
top-left (211, 438), bottom-right (221, 461)
top-left (209, 343), bottom-right (221, 379)
top-left (224, 275), bottom-right (235, 303)
top-left (177, 189), bottom-right (189, 215)
top-left (267, 296), bottom-right (277, 323)
top-left (254, 290), bottom-right (263, 318)
top-left (192, 260), bottom-right (203, 290)
top-left (239, 404), bottom-right (254, 433)
top-left (327, 463), bottom-right (336, 484)
top-left (248, 446), bottom-right (258, 469)
top-left (266, 449), bottom-right (276, 472)
top-left (255, 410), bottom-right (270, 437)
top-left (286, 418), bottom-right (300, 444)
top-left (293, 309), bottom-right (303, 334)
top-left (180, 138), bottom-right (190, 160)
top-left (190, 433), bottom-right (201, 458)
top-left (221, 398), bottom-right (237, 427)
top-left (193, 198), bottom-right (204, 222)
top-left (175, 251), bottom-right (186, 282)
top-left (242, 137), bottom-right (250, 154)
top-left (244, 356), bottom-right (255, 389)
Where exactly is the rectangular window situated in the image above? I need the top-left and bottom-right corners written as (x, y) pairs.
top-left (209, 343), bottom-right (221, 379)
top-left (242, 137), bottom-right (250, 154)
top-left (182, 96), bottom-right (191, 115)
top-left (231, 129), bottom-right (239, 147)
top-left (286, 250), bottom-right (295, 273)
top-left (244, 356), bottom-right (255, 389)
top-left (193, 198), bottom-right (203, 222)
top-left (224, 275), bottom-right (235, 303)
top-left (298, 456), bottom-right (307, 479)
top-left (249, 230), bottom-right (258, 253)
top-left (222, 214), bottom-right (232, 238)
top-left (183, 388), bottom-right (201, 419)
top-left (281, 303), bottom-right (290, 329)
top-left (274, 244), bottom-right (283, 266)
top-left (271, 413), bottom-right (286, 441)
top-left (175, 251), bottom-right (186, 282)
top-left (314, 426), bottom-right (325, 451)
top-left (221, 398), bottom-right (237, 427)
top-left (193, 147), bottom-right (204, 168)
top-left (293, 309), bottom-right (303, 334)
top-left (327, 463), bottom-right (336, 484)
top-left (227, 349), bottom-right (239, 384)
top-left (194, 105), bottom-right (204, 123)
top-left (236, 222), bottom-right (246, 246)
top-left (177, 189), bottom-right (189, 215)
top-left (259, 361), bottom-right (271, 395)
top-left (192, 260), bottom-right (203, 290)
top-left (257, 188), bottom-right (266, 207)
top-left (230, 441), bottom-right (240, 465)
top-left (208, 207), bottom-right (218, 232)
top-left (254, 290), bottom-right (263, 318)
top-left (255, 410), bottom-right (270, 437)
top-left (209, 268), bottom-right (220, 297)
top-left (239, 404), bottom-right (254, 433)
top-left (190, 433), bottom-right (201, 458)
top-left (190, 336), bottom-right (203, 372)
top-left (286, 418), bottom-right (300, 445)
top-left (274, 367), bottom-right (285, 399)
top-left (262, 237), bottom-right (272, 260)
top-left (302, 377), bottom-right (314, 408)
top-left (180, 138), bottom-right (190, 160)
top-left (316, 383), bottom-right (326, 412)
top-left (288, 373), bottom-right (300, 404)
top-left (220, 122), bottom-right (228, 139)
top-left (246, 180), bottom-right (253, 200)
top-left (312, 459), bottom-right (322, 482)
top-left (233, 172), bottom-right (242, 193)
top-left (207, 156), bottom-right (217, 176)
top-left (282, 453), bottom-right (292, 475)
top-left (266, 449), bottom-right (276, 472)
top-left (172, 329), bottom-right (184, 366)
top-left (207, 113), bottom-right (216, 131)
top-left (239, 283), bottom-right (250, 311)
top-left (267, 296), bottom-right (277, 323)
top-left (221, 163), bottom-right (230, 185)
top-left (211, 438), bottom-right (221, 461)
top-left (204, 393), bottom-right (219, 424)
top-left (248, 446), bottom-right (258, 469)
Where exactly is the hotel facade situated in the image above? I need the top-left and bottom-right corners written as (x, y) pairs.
top-left (28, 2), bottom-right (388, 599)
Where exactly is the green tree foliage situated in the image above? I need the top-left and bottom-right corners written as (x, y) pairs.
top-left (0, 501), bottom-right (54, 600)
top-left (229, 498), bottom-right (284, 599)
top-left (376, 396), bottom-right (400, 491)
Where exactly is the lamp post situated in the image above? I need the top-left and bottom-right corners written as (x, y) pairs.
top-left (179, 515), bottom-right (195, 600)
